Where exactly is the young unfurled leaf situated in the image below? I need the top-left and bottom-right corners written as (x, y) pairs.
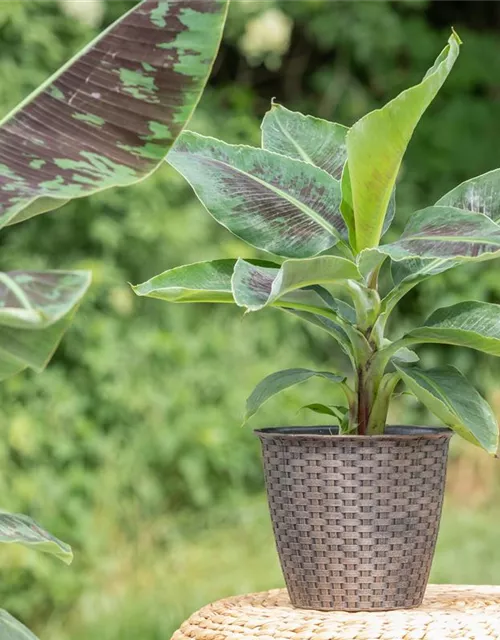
top-left (0, 512), bottom-right (73, 564)
top-left (436, 168), bottom-right (500, 221)
top-left (261, 103), bottom-right (348, 179)
top-left (167, 132), bottom-right (346, 258)
top-left (374, 207), bottom-right (500, 262)
top-left (0, 611), bottom-right (39, 640)
top-left (245, 368), bottom-right (345, 422)
top-left (405, 301), bottom-right (500, 356)
top-left (347, 31), bottom-right (461, 252)
top-left (0, 0), bottom-right (229, 228)
top-left (231, 256), bottom-right (360, 311)
top-left (395, 364), bottom-right (498, 454)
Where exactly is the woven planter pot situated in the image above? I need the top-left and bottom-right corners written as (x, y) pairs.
top-left (256, 425), bottom-right (452, 612)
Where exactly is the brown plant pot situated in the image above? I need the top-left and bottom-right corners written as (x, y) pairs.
top-left (255, 425), bottom-right (452, 612)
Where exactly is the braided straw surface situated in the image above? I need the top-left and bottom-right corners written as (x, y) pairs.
top-left (171, 585), bottom-right (500, 640)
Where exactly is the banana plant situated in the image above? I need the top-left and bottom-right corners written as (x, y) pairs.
top-left (135, 30), bottom-right (500, 455)
top-left (0, 0), bottom-right (229, 635)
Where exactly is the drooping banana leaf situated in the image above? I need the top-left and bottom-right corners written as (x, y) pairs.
top-left (403, 301), bottom-right (500, 356)
top-left (346, 31), bottom-right (461, 252)
top-left (0, 0), bottom-right (229, 228)
top-left (167, 131), bottom-right (347, 258)
top-left (0, 611), bottom-right (39, 640)
top-left (394, 364), bottom-right (498, 454)
top-left (0, 270), bottom-right (90, 380)
top-left (0, 511), bottom-right (73, 564)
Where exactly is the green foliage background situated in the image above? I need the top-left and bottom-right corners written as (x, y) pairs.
top-left (0, 1), bottom-right (499, 638)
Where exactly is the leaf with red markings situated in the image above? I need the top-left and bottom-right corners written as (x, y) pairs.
top-left (168, 132), bottom-right (346, 258)
top-left (0, 0), bottom-right (229, 228)
top-left (371, 206), bottom-right (500, 263)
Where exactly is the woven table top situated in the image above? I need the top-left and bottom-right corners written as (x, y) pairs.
top-left (171, 585), bottom-right (500, 640)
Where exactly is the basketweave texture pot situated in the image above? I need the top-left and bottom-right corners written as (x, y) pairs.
top-left (256, 426), bottom-right (452, 612)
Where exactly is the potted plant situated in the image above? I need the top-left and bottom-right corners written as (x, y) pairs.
top-left (134, 30), bottom-right (500, 611)
top-left (0, 0), bottom-right (229, 634)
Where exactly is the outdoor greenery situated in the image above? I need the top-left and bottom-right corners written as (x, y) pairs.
top-left (0, 1), bottom-right (499, 639)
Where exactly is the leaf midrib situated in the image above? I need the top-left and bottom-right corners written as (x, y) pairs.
top-left (194, 152), bottom-right (341, 240)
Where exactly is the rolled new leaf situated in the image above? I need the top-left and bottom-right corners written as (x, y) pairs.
top-left (0, 512), bottom-right (73, 564)
top-left (394, 364), bottom-right (499, 454)
top-left (347, 31), bottom-right (461, 252)
top-left (231, 256), bottom-right (360, 311)
top-left (0, 270), bottom-right (91, 380)
top-left (404, 301), bottom-right (500, 356)
top-left (0, 611), bottom-right (38, 640)
top-left (0, 0), bottom-right (229, 227)
top-left (261, 104), bottom-right (348, 179)
top-left (246, 368), bottom-right (345, 422)
top-left (167, 132), bottom-right (346, 258)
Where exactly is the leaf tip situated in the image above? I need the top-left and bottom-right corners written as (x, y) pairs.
top-left (451, 27), bottom-right (463, 45)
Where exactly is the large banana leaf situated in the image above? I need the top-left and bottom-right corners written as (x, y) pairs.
top-left (0, 271), bottom-right (90, 380)
top-left (231, 256), bottom-right (360, 311)
top-left (261, 104), bottom-right (348, 179)
top-left (404, 301), bottom-right (500, 356)
top-left (246, 368), bottom-right (345, 422)
top-left (0, 611), bottom-right (38, 640)
top-left (395, 364), bottom-right (498, 454)
top-left (0, 0), bottom-right (229, 228)
top-left (0, 511), bottom-right (72, 564)
top-left (346, 31), bottom-right (461, 252)
top-left (167, 132), bottom-right (346, 258)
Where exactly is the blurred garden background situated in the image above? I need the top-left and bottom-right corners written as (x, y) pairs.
top-left (1, 1), bottom-right (500, 638)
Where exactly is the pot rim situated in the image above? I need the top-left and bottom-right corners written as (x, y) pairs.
top-left (255, 425), bottom-right (453, 441)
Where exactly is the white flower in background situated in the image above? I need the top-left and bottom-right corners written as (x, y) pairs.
top-left (59, 0), bottom-right (104, 28)
top-left (240, 8), bottom-right (293, 62)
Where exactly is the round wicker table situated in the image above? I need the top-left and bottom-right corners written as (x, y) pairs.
top-left (171, 585), bottom-right (500, 640)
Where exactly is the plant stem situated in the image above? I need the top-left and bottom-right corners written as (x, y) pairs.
top-left (356, 365), bottom-right (372, 436)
